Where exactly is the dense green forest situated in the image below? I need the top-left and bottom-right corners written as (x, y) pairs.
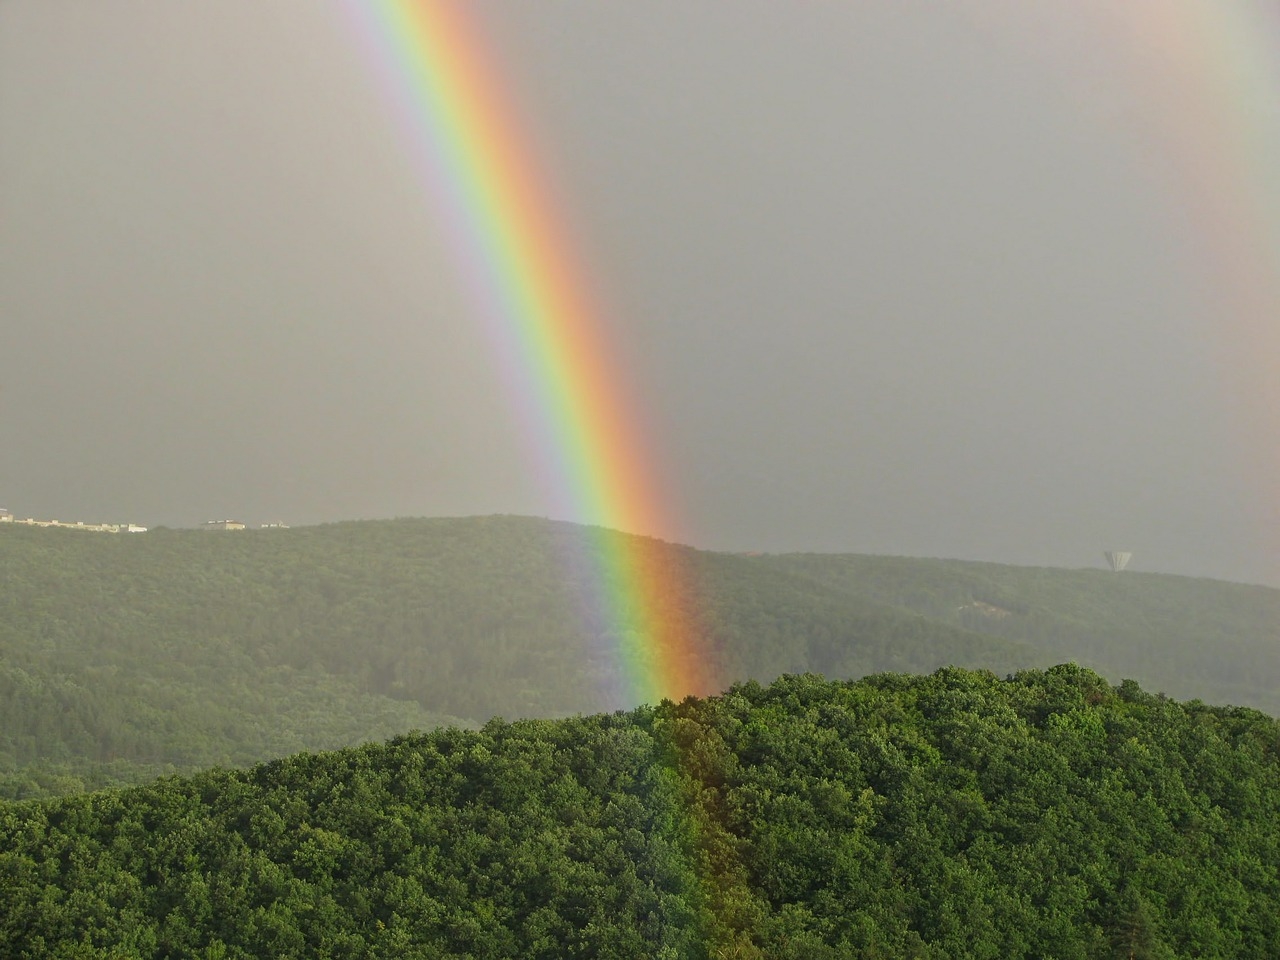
top-left (3, 516), bottom-right (1279, 797)
top-left (3, 667), bottom-right (1278, 958)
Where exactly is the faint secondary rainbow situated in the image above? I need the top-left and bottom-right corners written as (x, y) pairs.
top-left (966, 0), bottom-right (1280, 578)
top-left (339, 0), bottom-right (713, 704)
top-left (1105, 0), bottom-right (1280, 575)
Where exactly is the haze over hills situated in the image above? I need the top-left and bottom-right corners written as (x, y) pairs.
top-left (7, 3), bottom-right (1280, 590)
top-left (2, 515), bottom-right (1278, 797)
top-left (754, 551), bottom-right (1280, 712)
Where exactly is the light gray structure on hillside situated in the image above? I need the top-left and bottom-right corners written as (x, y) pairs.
top-left (1104, 551), bottom-right (1132, 572)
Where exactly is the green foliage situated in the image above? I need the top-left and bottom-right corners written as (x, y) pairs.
top-left (3, 669), bottom-right (1279, 957)
top-left (759, 552), bottom-right (1280, 712)
top-left (4, 516), bottom-right (1280, 796)
top-left (0, 711), bottom-right (709, 959)
top-left (0, 518), bottom-right (1042, 795)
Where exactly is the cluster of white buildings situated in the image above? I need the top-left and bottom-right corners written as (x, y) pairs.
top-left (0, 508), bottom-right (147, 534)
top-left (0, 506), bottom-right (289, 534)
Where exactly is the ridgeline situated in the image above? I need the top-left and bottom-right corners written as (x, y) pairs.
top-left (2, 515), bottom-right (1278, 796)
top-left (2, 668), bottom-right (1278, 957)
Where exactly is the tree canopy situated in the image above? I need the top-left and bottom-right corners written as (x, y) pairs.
top-left (3, 667), bottom-right (1278, 958)
top-left (4, 516), bottom-right (1279, 798)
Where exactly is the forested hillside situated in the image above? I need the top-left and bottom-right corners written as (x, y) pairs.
top-left (0, 518), bottom-right (1038, 796)
top-left (2, 515), bottom-right (1277, 797)
top-left (758, 552), bottom-right (1280, 711)
top-left (3, 668), bottom-right (1278, 958)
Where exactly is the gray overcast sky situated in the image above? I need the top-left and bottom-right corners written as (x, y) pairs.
top-left (3, 1), bottom-right (1278, 585)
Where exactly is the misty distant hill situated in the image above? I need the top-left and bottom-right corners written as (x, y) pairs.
top-left (1, 515), bottom-right (1277, 796)
top-left (754, 551), bottom-right (1280, 712)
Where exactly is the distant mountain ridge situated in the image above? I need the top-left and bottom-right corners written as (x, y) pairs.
top-left (1, 515), bottom-right (1276, 796)
top-left (755, 551), bottom-right (1280, 711)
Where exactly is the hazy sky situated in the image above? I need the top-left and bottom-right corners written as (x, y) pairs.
top-left (3, 2), bottom-right (1279, 584)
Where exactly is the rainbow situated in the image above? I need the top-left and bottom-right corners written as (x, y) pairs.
top-left (338, 0), bottom-right (714, 705)
top-left (1103, 0), bottom-right (1280, 570)
top-left (964, 0), bottom-right (1280, 577)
